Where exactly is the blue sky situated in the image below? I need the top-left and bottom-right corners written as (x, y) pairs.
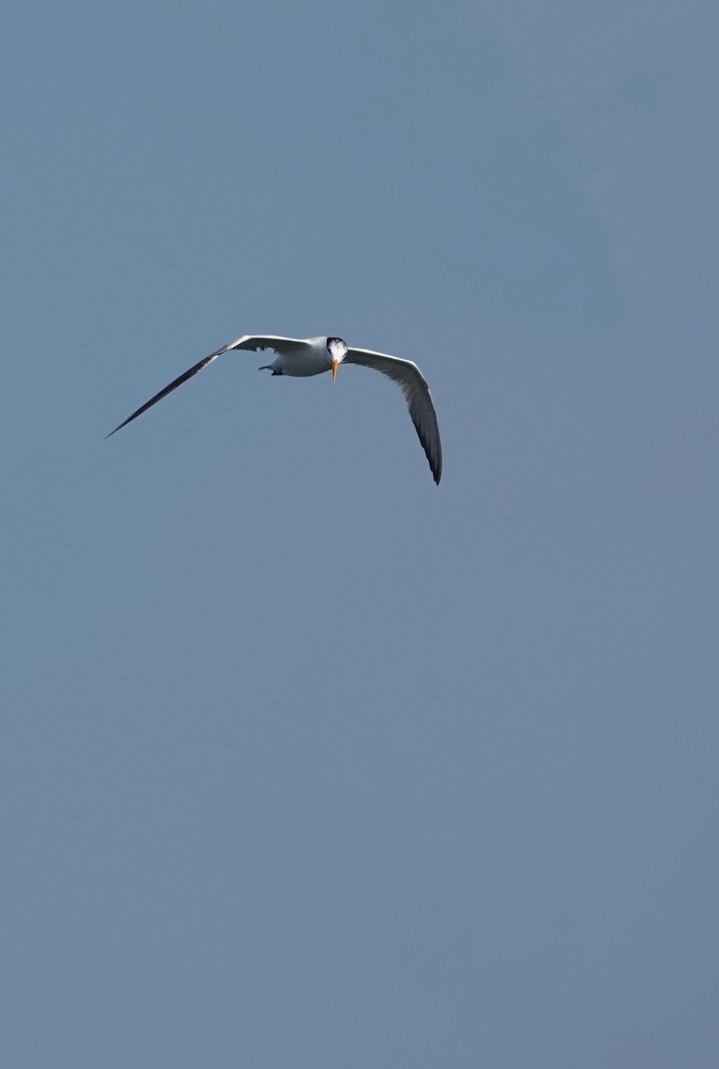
top-left (2, 1), bottom-right (718, 1065)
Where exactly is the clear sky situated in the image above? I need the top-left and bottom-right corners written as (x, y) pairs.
top-left (2, 1), bottom-right (718, 1065)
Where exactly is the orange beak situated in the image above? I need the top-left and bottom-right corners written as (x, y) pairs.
top-left (331, 359), bottom-right (339, 382)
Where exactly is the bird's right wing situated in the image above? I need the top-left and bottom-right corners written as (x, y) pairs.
top-left (106, 335), bottom-right (310, 437)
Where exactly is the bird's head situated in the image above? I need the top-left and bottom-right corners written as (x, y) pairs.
top-left (327, 337), bottom-right (348, 382)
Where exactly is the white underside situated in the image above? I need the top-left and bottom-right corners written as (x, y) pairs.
top-left (270, 344), bottom-right (333, 377)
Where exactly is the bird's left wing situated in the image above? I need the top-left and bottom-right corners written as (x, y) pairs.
top-left (106, 335), bottom-right (309, 437)
top-left (343, 347), bottom-right (442, 484)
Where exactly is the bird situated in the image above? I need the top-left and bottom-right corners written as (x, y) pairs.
top-left (107, 334), bottom-right (442, 484)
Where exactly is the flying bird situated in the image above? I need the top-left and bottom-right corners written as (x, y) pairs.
top-left (107, 334), bottom-right (442, 484)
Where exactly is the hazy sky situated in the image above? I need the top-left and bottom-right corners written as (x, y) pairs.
top-left (2, 1), bottom-right (718, 1066)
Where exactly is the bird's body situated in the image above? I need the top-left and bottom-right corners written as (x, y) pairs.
top-left (108, 333), bottom-right (442, 484)
top-left (257, 336), bottom-right (337, 377)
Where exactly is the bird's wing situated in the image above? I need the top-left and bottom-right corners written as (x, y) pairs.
top-left (106, 335), bottom-right (311, 437)
top-left (343, 347), bottom-right (442, 484)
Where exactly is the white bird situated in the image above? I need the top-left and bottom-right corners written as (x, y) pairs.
top-left (107, 334), bottom-right (442, 484)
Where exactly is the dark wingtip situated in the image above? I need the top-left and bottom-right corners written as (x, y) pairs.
top-left (105, 414), bottom-right (135, 438)
top-left (103, 345), bottom-right (226, 443)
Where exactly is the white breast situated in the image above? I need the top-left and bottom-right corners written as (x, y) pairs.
top-left (273, 338), bottom-right (332, 377)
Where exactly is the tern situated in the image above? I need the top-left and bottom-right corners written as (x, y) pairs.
top-left (107, 334), bottom-right (442, 484)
